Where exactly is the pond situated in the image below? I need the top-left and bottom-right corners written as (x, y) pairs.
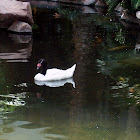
top-left (0, 1), bottom-right (140, 140)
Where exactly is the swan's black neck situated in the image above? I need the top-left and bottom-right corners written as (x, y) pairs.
top-left (40, 65), bottom-right (47, 75)
top-left (40, 61), bottom-right (47, 75)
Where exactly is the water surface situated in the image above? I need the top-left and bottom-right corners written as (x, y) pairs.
top-left (0, 1), bottom-right (140, 140)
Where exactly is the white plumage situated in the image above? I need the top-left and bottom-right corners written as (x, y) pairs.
top-left (34, 59), bottom-right (76, 82)
top-left (34, 64), bottom-right (76, 81)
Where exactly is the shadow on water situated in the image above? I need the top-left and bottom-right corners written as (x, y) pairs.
top-left (0, 1), bottom-right (140, 140)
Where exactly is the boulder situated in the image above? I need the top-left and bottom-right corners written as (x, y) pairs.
top-left (9, 33), bottom-right (32, 44)
top-left (58, 0), bottom-right (97, 5)
top-left (8, 21), bottom-right (32, 33)
top-left (82, 0), bottom-right (97, 5)
top-left (136, 11), bottom-right (140, 19)
top-left (136, 11), bottom-right (140, 26)
top-left (0, 0), bottom-right (33, 28)
top-left (0, 30), bottom-right (32, 62)
top-left (95, 0), bottom-right (108, 8)
top-left (82, 6), bottom-right (96, 14)
top-left (121, 10), bottom-right (138, 24)
top-left (115, 4), bottom-right (124, 13)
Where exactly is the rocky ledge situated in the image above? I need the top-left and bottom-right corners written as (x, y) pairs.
top-left (0, 0), bottom-right (33, 34)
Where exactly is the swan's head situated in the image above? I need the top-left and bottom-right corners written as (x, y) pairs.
top-left (37, 59), bottom-right (47, 70)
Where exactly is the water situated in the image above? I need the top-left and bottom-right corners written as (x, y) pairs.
top-left (0, 1), bottom-right (140, 140)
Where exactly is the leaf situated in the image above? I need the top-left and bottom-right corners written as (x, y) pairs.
top-left (105, 0), bottom-right (122, 12)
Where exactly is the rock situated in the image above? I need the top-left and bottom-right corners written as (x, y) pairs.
top-left (135, 44), bottom-right (140, 51)
top-left (30, 1), bottom-right (59, 9)
top-left (95, 7), bottom-right (107, 14)
top-left (115, 4), bottom-right (124, 13)
top-left (82, 6), bottom-right (96, 14)
top-left (136, 11), bottom-right (140, 26)
top-left (136, 11), bottom-right (140, 19)
top-left (9, 33), bottom-right (32, 43)
top-left (82, 0), bottom-right (97, 5)
top-left (0, 0), bottom-right (33, 28)
top-left (59, 0), bottom-right (97, 5)
top-left (121, 10), bottom-right (138, 24)
top-left (8, 21), bottom-right (32, 33)
top-left (95, 0), bottom-right (108, 8)
top-left (0, 29), bottom-right (32, 62)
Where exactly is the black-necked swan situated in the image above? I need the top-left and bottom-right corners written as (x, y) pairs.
top-left (34, 59), bottom-right (76, 82)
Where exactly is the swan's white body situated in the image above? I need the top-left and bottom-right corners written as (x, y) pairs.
top-left (34, 64), bottom-right (76, 81)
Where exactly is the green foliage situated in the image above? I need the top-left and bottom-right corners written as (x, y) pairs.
top-left (105, 0), bottom-right (140, 12)
top-left (0, 102), bottom-right (16, 112)
top-left (131, 0), bottom-right (140, 9)
top-left (32, 24), bottom-right (39, 30)
top-left (105, 0), bottom-right (122, 12)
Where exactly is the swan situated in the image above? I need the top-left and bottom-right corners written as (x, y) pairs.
top-left (34, 59), bottom-right (76, 82)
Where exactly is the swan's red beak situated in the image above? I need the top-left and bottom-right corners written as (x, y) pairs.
top-left (37, 63), bottom-right (41, 70)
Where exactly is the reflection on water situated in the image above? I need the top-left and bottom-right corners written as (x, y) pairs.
top-left (0, 92), bottom-right (26, 106)
top-left (34, 78), bottom-right (75, 88)
top-left (0, 31), bottom-right (32, 62)
top-left (135, 34), bottom-right (140, 52)
top-left (0, 1), bottom-right (140, 140)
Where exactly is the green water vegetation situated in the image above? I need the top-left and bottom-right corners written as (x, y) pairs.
top-left (0, 102), bottom-right (16, 112)
top-left (0, 93), bottom-right (26, 112)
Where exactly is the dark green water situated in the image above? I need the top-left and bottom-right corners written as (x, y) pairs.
top-left (0, 2), bottom-right (140, 140)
